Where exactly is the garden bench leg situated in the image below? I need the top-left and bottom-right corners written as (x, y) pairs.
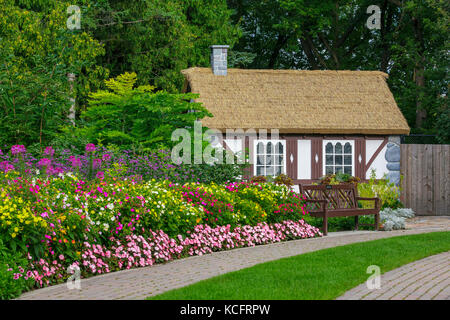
top-left (375, 213), bottom-right (380, 231)
top-left (323, 212), bottom-right (328, 236)
top-left (355, 216), bottom-right (359, 230)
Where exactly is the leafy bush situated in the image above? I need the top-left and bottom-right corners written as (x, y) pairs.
top-left (250, 175), bottom-right (268, 183)
top-left (319, 173), bottom-right (360, 185)
top-left (302, 215), bottom-right (376, 232)
top-left (357, 169), bottom-right (403, 209)
top-left (274, 174), bottom-right (293, 187)
top-left (380, 208), bottom-right (415, 231)
top-left (64, 72), bottom-right (211, 152)
top-left (0, 241), bottom-right (34, 300)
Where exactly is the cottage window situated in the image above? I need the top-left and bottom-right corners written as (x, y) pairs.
top-left (323, 140), bottom-right (354, 175)
top-left (254, 140), bottom-right (286, 177)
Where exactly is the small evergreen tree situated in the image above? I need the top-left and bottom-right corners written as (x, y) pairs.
top-left (68, 72), bottom-right (212, 152)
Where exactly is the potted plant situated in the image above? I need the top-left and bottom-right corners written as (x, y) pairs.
top-left (318, 173), bottom-right (360, 186)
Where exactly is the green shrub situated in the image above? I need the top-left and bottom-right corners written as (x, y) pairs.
top-left (319, 173), bottom-right (360, 185)
top-left (274, 174), bottom-right (293, 187)
top-left (357, 169), bottom-right (403, 209)
top-left (302, 215), bottom-right (376, 232)
top-left (0, 240), bottom-right (34, 300)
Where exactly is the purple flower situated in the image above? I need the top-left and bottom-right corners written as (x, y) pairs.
top-left (44, 146), bottom-right (55, 157)
top-left (0, 161), bottom-right (14, 172)
top-left (85, 143), bottom-right (96, 153)
top-left (37, 158), bottom-right (52, 167)
top-left (93, 158), bottom-right (102, 169)
top-left (69, 156), bottom-right (82, 168)
top-left (11, 145), bottom-right (26, 155)
top-left (96, 171), bottom-right (105, 180)
top-left (102, 154), bottom-right (111, 162)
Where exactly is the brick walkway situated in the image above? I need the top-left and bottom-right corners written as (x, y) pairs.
top-left (18, 221), bottom-right (449, 300)
top-left (337, 251), bottom-right (450, 300)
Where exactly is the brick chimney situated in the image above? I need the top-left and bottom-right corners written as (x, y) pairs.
top-left (210, 45), bottom-right (229, 76)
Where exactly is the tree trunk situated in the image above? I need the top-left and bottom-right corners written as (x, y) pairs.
top-left (268, 34), bottom-right (288, 69)
top-left (299, 36), bottom-right (319, 69)
top-left (380, 0), bottom-right (393, 72)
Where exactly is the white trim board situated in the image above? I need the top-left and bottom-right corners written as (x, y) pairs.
top-left (297, 140), bottom-right (311, 179)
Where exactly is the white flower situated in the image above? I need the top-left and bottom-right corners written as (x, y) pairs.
top-left (107, 203), bottom-right (114, 210)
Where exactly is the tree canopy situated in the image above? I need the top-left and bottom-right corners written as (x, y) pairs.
top-left (0, 0), bottom-right (448, 148)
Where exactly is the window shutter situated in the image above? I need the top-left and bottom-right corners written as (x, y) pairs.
top-left (311, 137), bottom-right (323, 179)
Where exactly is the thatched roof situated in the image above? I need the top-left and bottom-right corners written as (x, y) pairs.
top-left (181, 67), bottom-right (410, 135)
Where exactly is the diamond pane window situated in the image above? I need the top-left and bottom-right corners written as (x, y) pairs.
top-left (254, 140), bottom-right (286, 177)
top-left (324, 140), bottom-right (354, 176)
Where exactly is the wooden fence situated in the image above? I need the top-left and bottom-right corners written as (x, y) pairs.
top-left (401, 144), bottom-right (450, 215)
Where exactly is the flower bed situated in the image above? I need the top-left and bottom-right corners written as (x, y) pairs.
top-left (21, 220), bottom-right (320, 288)
top-left (0, 146), bottom-right (321, 298)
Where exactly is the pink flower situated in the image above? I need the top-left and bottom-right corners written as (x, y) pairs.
top-left (96, 171), bottom-right (105, 180)
top-left (44, 146), bottom-right (55, 157)
top-left (0, 161), bottom-right (14, 172)
top-left (93, 158), bottom-right (102, 169)
top-left (85, 143), bottom-right (96, 153)
top-left (69, 156), bottom-right (82, 168)
top-left (11, 145), bottom-right (26, 155)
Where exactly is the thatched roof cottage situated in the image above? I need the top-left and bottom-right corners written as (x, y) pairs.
top-left (181, 45), bottom-right (410, 185)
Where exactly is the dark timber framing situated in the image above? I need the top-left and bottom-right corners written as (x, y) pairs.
top-left (222, 134), bottom-right (389, 183)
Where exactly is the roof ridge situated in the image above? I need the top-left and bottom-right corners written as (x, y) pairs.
top-left (181, 67), bottom-right (388, 78)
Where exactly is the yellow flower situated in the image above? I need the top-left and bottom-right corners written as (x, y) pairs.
top-left (11, 233), bottom-right (16, 238)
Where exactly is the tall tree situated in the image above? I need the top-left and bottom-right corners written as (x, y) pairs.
top-left (0, 0), bottom-right (105, 150)
top-left (84, 0), bottom-right (240, 92)
top-left (228, 0), bottom-right (448, 137)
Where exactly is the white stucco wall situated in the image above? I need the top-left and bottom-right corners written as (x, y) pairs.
top-left (224, 139), bottom-right (243, 154)
top-left (297, 140), bottom-right (311, 179)
top-left (365, 140), bottom-right (388, 179)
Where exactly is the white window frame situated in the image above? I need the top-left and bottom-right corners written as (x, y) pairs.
top-left (253, 139), bottom-right (286, 177)
top-left (323, 140), bottom-right (355, 176)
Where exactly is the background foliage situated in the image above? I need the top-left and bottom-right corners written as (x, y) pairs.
top-left (1, 0), bottom-right (448, 149)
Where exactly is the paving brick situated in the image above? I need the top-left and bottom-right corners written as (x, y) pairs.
top-left (338, 251), bottom-right (449, 300)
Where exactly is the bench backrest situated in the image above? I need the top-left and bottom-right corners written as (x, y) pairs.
top-left (299, 184), bottom-right (358, 210)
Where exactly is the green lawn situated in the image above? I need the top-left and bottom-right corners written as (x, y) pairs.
top-left (149, 231), bottom-right (450, 300)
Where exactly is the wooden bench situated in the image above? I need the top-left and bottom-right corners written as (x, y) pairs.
top-left (299, 184), bottom-right (381, 235)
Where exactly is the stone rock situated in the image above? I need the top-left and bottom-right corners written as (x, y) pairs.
top-left (386, 171), bottom-right (400, 185)
top-left (385, 144), bottom-right (400, 162)
top-left (387, 161), bottom-right (400, 171)
top-left (388, 135), bottom-right (401, 145)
